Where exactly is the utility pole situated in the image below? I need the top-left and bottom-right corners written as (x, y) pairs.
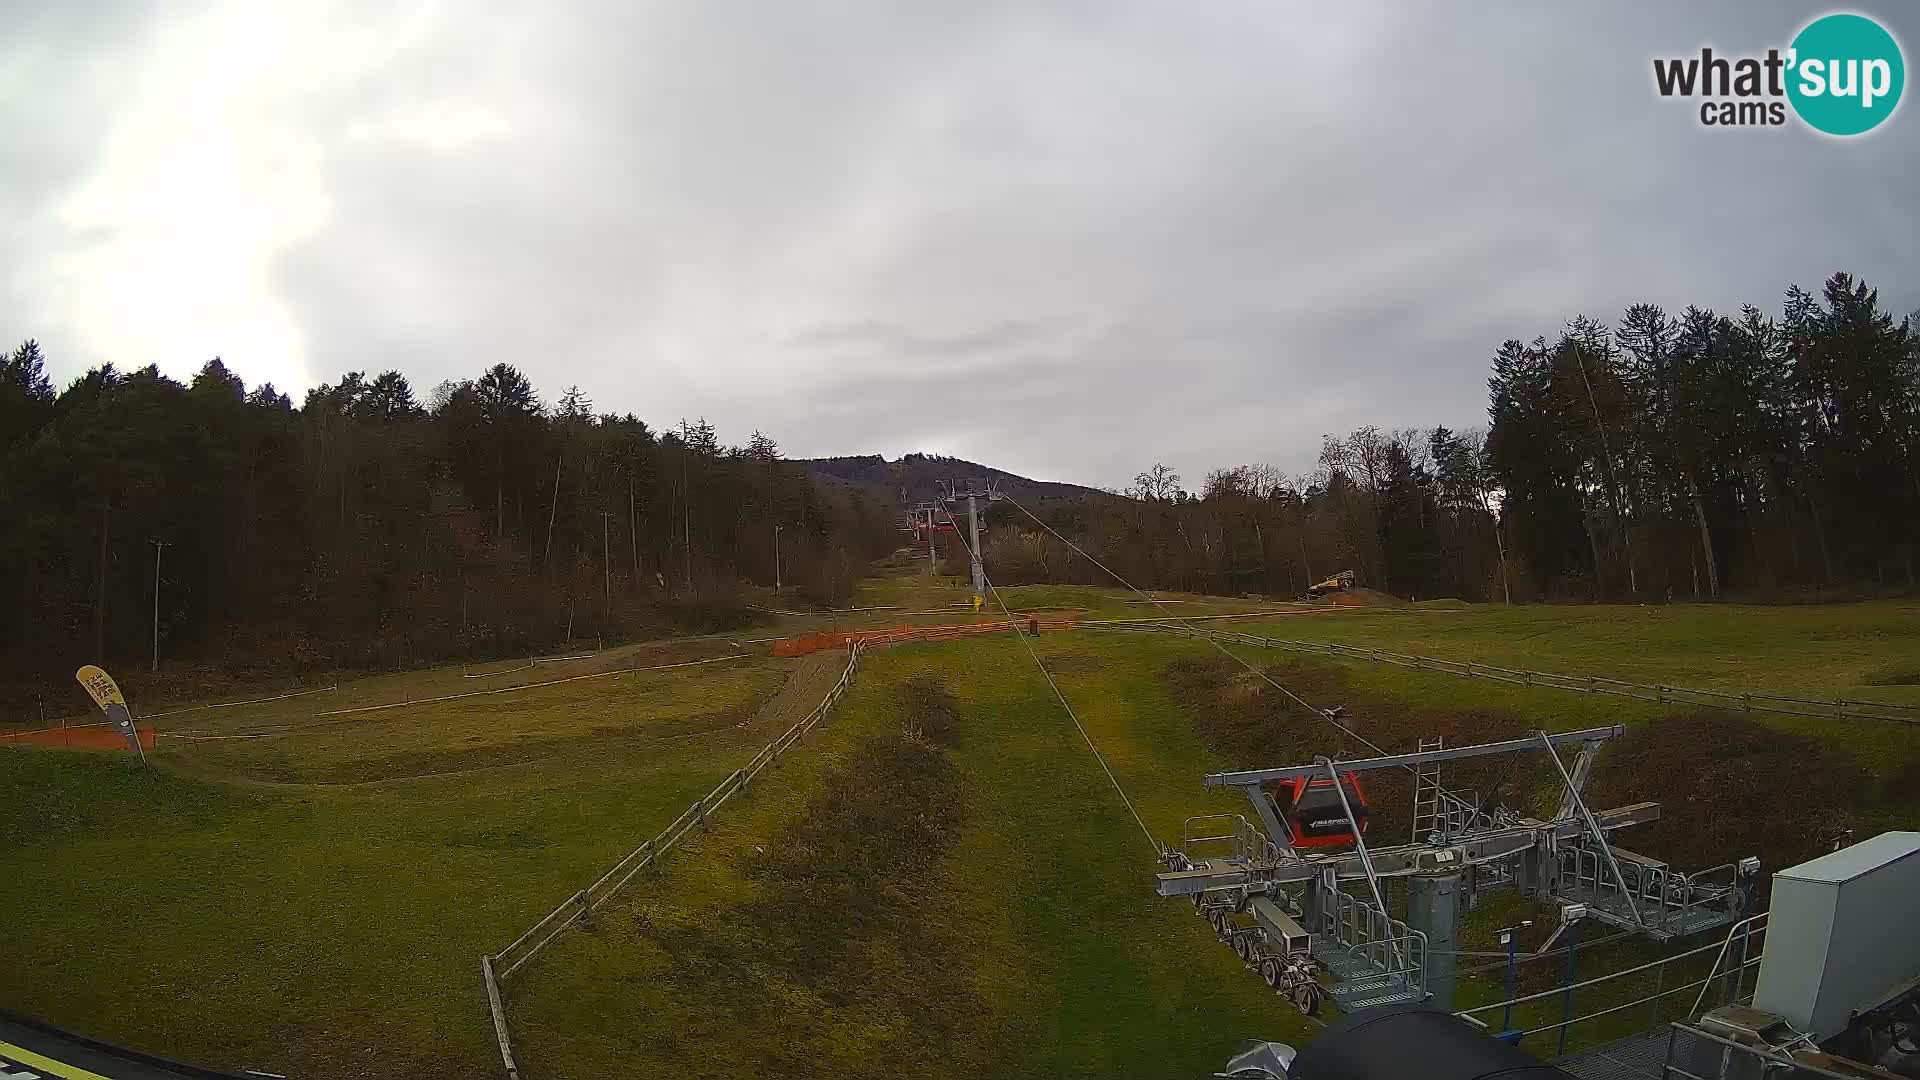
top-left (150, 540), bottom-right (165, 673)
top-left (773, 524), bottom-right (784, 592)
top-left (600, 511), bottom-right (613, 619)
top-left (680, 421), bottom-right (693, 591)
top-left (1472, 444), bottom-right (1513, 606)
top-left (543, 453), bottom-right (563, 565)
top-left (627, 474), bottom-right (640, 580)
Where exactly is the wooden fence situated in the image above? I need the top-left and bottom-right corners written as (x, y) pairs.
top-left (1083, 622), bottom-right (1920, 727)
top-left (480, 640), bottom-right (868, 1079)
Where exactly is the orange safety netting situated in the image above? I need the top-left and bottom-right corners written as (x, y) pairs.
top-left (771, 613), bottom-right (1081, 656)
top-left (0, 722), bottom-right (157, 751)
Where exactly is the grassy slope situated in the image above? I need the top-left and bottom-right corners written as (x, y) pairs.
top-left (0, 656), bottom-right (791, 1079)
top-left (511, 633), bottom-right (1310, 1080)
top-left (168, 661), bottom-right (779, 785)
top-left (511, 609), bottom-right (1900, 1077)
top-left (1236, 601), bottom-right (1920, 703)
top-left (6, 573), bottom-right (1916, 1076)
top-left (1222, 602), bottom-right (1920, 775)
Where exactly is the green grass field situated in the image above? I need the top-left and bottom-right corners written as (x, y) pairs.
top-left (1236, 600), bottom-right (1920, 704)
top-left (508, 633), bottom-right (1313, 1080)
top-left (4, 570), bottom-right (1917, 1079)
top-left (0, 650), bottom-right (804, 1079)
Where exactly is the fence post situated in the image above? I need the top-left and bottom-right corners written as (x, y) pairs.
top-left (1742, 693), bottom-right (1752, 714)
top-left (1657, 685), bottom-right (1669, 704)
top-left (482, 955), bottom-right (521, 1080)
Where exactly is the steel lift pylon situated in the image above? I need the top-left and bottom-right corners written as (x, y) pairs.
top-left (1161, 726), bottom-right (1756, 1015)
top-left (939, 479), bottom-right (1003, 600)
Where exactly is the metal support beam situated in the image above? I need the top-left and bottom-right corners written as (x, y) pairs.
top-left (1408, 871), bottom-right (1463, 1009)
top-left (1537, 730), bottom-right (1644, 928)
top-left (1323, 755), bottom-right (1402, 978)
top-left (1240, 786), bottom-right (1298, 861)
top-left (967, 493), bottom-right (984, 597)
top-left (1204, 726), bottom-right (1626, 787)
top-left (1554, 746), bottom-right (1597, 821)
top-left (1153, 802), bottom-right (1660, 897)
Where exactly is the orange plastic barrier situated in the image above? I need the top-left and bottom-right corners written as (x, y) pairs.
top-left (0, 722), bottom-right (156, 751)
top-left (771, 614), bottom-right (1080, 656)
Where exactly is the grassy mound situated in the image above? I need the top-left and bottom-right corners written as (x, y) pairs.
top-left (1864, 663), bottom-right (1920, 686)
top-left (1587, 711), bottom-right (1901, 873)
top-left (1162, 654), bottom-right (1913, 877)
top-left (1162, 655), bottom-right (1545, 841)
top-left (627, 696), bottom-right (978, 1078)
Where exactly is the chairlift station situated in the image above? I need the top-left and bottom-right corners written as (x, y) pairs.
top-left (1159, 724), bottom-right (1759, 1015)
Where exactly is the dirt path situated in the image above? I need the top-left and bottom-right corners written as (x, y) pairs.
top-left (743, 649), bottom-right (852, 735)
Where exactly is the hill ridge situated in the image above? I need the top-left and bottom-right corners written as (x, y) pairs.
top-left (796, 452), bottom-right (1109, 506)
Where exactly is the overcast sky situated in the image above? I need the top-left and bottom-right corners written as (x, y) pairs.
top-left (5, 3), bottom-right (1916, 490)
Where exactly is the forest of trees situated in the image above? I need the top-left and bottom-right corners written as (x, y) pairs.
top-left (993, 273), bottom-right (1920, 603)
top-left (4, 270), bottom-right (1911, 705)
top-left (0, 353), bottom-right (897, 700)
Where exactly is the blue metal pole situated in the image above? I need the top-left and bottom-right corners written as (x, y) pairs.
top-left (1502, 932), bottom-right (1519, 1033)
top-left (1558, 921), bottom-right (1582, 1057)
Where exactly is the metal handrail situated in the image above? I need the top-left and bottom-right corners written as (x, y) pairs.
top-left (1659, 1022), bottom-right (1859, 1080)
top-left (1512, 959), bottom-right (1761, 1039)
top-left (1322, 884), bottom-right (1427, 996)
top-left (1182, 814), bottom-right (1249, 863)
top-left (1457, 932), bottom-right (1734, 1016)
top-left (1689, 912), bottom-right (1768, 1018)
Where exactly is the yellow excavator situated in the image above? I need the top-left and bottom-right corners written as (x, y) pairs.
top-left (1305, 569), bottom-right (1356, 599)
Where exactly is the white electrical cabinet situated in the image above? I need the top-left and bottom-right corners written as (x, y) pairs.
top-left (1752, 831), bottom-right (1920, 1041)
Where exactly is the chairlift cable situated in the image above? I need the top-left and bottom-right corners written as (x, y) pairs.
top-left (941, 506), bottom-right (1161, 856)
top-left (1000, 492), bottom-right (1401, 762)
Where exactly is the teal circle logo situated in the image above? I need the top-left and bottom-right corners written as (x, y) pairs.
top-left (1787, 13), bottom-right (1904, 135)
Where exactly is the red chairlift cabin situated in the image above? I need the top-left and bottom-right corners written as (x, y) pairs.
top-left (908, 509), bottom-right (987, 542)
top-left (1265, 772), bottom-right (1371, 849)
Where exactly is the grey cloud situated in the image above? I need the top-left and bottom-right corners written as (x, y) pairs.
top-left (5, 1), bottom-right (1916, 489)
top-left (788, 319), bottom-right (1061, 357)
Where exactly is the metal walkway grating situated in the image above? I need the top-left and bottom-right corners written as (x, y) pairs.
top-left (1311, 938), bottom-right (1424, 1010)
top-left (1553, 883), bottom-right (1738, 941)
top-left (1554, 1028), bottom-right (1701, 1080)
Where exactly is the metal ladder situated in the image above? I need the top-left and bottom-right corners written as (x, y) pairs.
top-left (1411, 737), bottom-right (1485, 843)
top-left (1411, 736), bottom-right (1445, 842)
